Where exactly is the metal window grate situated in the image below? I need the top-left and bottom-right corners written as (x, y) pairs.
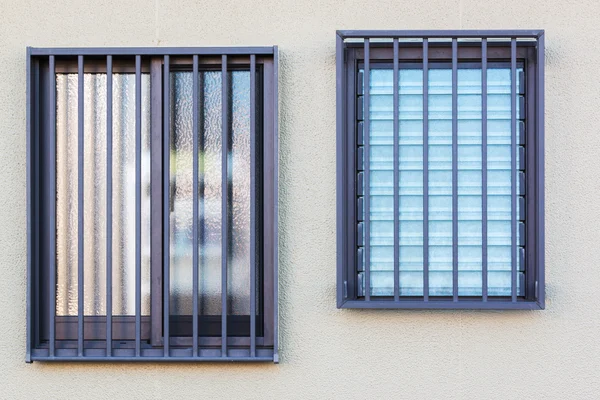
top-left (336, 30), bottom-right (544, 309)
top-left (26, 47), bottom-right (279, 362)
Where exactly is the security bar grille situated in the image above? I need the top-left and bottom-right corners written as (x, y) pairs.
top-left (336, 30), bottom-right (544, 309)
top-left (26, 47), bottom-right (279, 361)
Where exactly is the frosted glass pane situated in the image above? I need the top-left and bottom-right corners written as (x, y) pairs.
top-left (170, 72), bottom-right (194, 315)
top-left (56, 74), bottom-right (79, 316)
top-left (360, 66), bottom-right (524, 297)
top-left (56, 73), bottom-right (151, 316)
top-left (112, 74), bottom-right (152, 316)
top-left (200, 71), bottom-right (224, 315)
top-left (229, 71), bottom-right (251, 315)
top-left (169, 70), bottom-right (253, 316)
top-left (83, 74), bottom-right (107, 315)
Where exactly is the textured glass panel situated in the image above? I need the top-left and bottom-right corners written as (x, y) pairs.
top-left (169, 70), bottom-right (252, 316)
top-left (56, 74), bottom-right (79, 316)
top-left (360, 65), bottom-right (524, 298)
top-left (56, 73), bottom-right (151, 316)
top-left (170, 72), bottom-right (194, 315)
top-left (111, 74), bottom-right (151, 316)
top-left (199, 71), bottom-right (223, 315)
top-left (229, 71), bottom-right (252, 315)
top-left (83, 74), bottom-right (107, 315)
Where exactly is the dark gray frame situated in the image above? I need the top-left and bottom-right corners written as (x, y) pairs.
top-left (336, 30), bottom-right (545, 310)
top-left (26, 46), bottom-right (279, 362)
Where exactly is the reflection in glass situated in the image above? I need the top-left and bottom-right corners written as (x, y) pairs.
top-left (169, 70), bottom-right (252, 317)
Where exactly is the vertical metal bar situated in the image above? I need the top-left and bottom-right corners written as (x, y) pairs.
top-left (481, 40), bottom-right (488, 301)
top-left (363, 38), bottom-right (371, 301)
top-left (163, 55), bottom-right (171, 356)
top-left (536, 33), bottom-right (545, 308)
top-left (33, 58), bottom-right (41, 353)
top-left (77, 55), bottom-right (85, 356)
top-left (150, 58), bottom-right (164, 347)
top-left (49, 55), bottom-right (57, 357)
top-left (272, 46), bottom-right (280, 363)
top-left (525, 49), bottom-right (536, 301)
top-left (392, 39), bottom-right (400, 301)
top-left (511, 38), bottom-right (517, 302)
top-left (261, 58), bottom-right (275, 353)
top-left (26, 48), bottom-right (32, 362)
top-left (192, 54), bottom-right (199, 356)
top-left (423, 39), bottom-right (429, 301)
top-left (249, 54), bottom-right (257, 356)
top-left (221, 54), bottom-right (229, 357)
top-left (537, 34), bottom-right (545, 308)
top-left (336, 34), bottom-right (346, 307)
top-left (451, 40), bottom-right (458, 302)
top-left (135, 55), bottom-right (142, 357)
top-left (106, 55), bottom-right (113, 354)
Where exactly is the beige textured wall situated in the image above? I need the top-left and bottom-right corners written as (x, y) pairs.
top-left (1, 0), bottom-right (599, 398)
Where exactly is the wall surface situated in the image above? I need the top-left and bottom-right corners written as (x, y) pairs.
top-left (1, 0), bottom-right (599, 398)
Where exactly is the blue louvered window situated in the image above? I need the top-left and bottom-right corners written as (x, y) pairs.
top-left (337, 31), bottom-right (544, 309)
top-left (357, 66), bottom-right (524, 297)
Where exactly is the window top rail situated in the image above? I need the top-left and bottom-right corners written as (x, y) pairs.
top-left (28, 46), bottom-right (276, 56)
top-left (337, 30), bottom-right (544, 39)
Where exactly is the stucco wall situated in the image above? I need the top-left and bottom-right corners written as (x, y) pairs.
top-left (1, 0), bottom-right (599, 398)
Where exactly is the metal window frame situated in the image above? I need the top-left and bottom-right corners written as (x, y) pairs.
top-left (336, 30), bottom-right (544, 310)
top-left (26, 46), bottom-right (279, 362)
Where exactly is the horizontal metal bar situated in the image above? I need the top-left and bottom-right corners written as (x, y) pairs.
top-left (337, 30), bottom-right (544, 39)
top-left (340, 300), bottom-right (544, 310)
top-left (29, 47), bottom-right (276, 56)
top-left (31, 356), bottom-right (274, 362)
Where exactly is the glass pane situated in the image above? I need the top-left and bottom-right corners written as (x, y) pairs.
top-left (360, 65), bottom-right (524, 298)
top-left (112, 74), bottom-right (152, 316)
top-left (169, 72), bottom-right (195, 315)
top-left (229, 71), bottom-right (251, 315)
top-left (169, 70), bottom-right (252, 318)
top-left (200, 71), bottom-right (224, 316)
top-left (55, 73), bottom-right (151, 316)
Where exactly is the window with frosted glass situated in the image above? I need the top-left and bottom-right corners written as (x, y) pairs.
top-left (27, 49), bottom-right (278, 362)
top-left (337, 31), bottom-right (544, 309)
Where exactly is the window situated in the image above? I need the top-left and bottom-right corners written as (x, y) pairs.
top-left (336, 30), bottom-right (544, 309)
top-left (26, 47), bottom-right (279, 361)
